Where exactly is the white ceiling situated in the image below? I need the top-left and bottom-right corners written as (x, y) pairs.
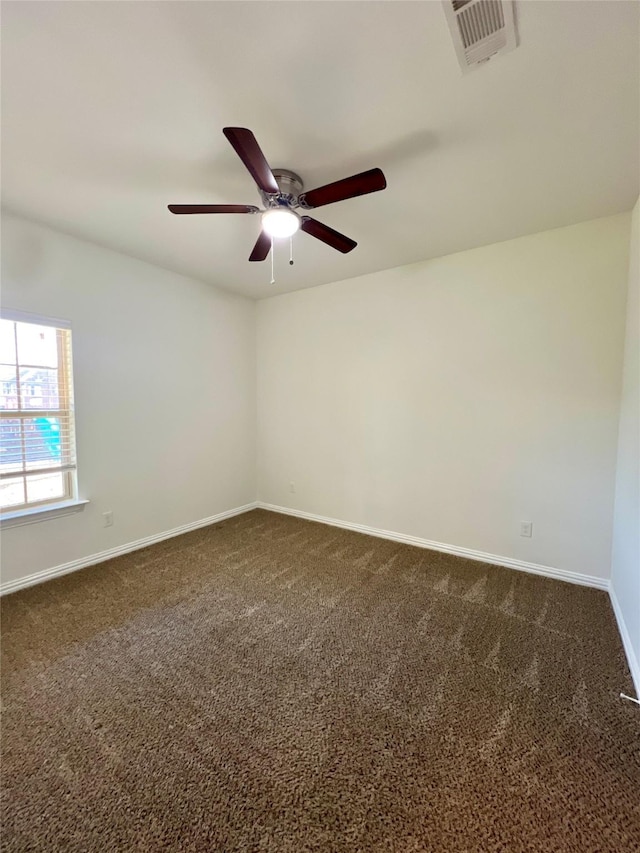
top-left (2, 1), bottom-right (638, 300)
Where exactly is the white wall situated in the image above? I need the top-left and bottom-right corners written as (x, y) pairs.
top-left (1, 210), bottom-right (633, 597)
top-left (257, 214), bottom-right (631, 583)
top-left (611, 198), bottom-right (640, 691)
top-left (1, 213), bottom-right (256, 585)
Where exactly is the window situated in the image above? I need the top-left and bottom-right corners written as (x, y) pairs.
top-left (0, 312), bottom-right (78, 515)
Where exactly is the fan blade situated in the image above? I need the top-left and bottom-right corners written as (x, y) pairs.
top-left (168, 204), bottom-right (259, 214)
top-left (298, 168), bottom-right (386, 210)
top-left (223, 127), bottom-right (279, 195)
top-left (249, 231), bottom-right (271, 262)
top-left (300, 216), bottom-right (357, 254)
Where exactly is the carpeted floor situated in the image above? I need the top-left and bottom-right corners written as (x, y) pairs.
top-left (1, 509), bottom-right (639, 852)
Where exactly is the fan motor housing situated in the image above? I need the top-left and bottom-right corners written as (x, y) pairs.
top-left (261, 169), bottom-right (304, 209)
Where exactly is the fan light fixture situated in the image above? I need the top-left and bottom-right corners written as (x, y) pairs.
top-left (262, 208), bottom-right (300, 239)
top-left (168, 128), bottom-right (387, 263)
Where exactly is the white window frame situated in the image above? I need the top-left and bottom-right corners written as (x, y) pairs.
top-left (0, 309), bottom-right (87, 525)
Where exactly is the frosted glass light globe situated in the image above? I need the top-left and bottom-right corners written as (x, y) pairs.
top-left (262, 208), bottom-right (300, 239)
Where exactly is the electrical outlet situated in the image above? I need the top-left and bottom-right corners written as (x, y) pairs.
top-left (289, 481), bottom-right (296, 494)
top-left (520, 521), bottom-right (533, 538)
top-left (103, 511), bottom-right (114, 528)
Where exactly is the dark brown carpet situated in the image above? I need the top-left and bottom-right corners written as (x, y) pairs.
top-left (1, 509), bottom-right (639, 852)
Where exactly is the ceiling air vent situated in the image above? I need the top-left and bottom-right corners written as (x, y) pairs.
top-left (443, 0), bottom-right (517, 73)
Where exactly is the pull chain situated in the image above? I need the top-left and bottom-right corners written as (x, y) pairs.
top-left (270, 236), bottom-right (275, 285)
top-left (289, 236), bottom-right (294, 266)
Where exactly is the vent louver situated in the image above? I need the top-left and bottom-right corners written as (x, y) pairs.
top-left (443, 0), bottom-right (517, 73)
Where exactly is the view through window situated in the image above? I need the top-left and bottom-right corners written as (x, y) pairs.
top-left (0, 314), bottom-right (77, 514)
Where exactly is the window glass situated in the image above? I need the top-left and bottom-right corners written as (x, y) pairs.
top-left (0, 316), bottom-right (77, 514)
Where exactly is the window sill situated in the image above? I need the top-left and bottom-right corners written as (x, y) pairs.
top-left (1, 499), bottom-right (90, 528)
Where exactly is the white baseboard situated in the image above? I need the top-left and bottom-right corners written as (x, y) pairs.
top-left (0, 502), bottom-right (258, 596)
top-left (258, 502), bottom-right (610, 591)
top-left (609, 586), bottom-right (640, 699)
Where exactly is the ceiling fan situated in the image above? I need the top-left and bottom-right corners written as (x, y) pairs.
top-left (168, 127), bottom-right (387, 262)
